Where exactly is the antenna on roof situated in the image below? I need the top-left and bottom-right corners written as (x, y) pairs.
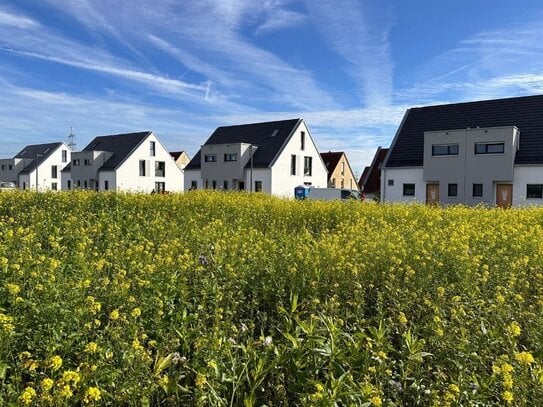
top-left (67, 127), bottom-right (77, 151)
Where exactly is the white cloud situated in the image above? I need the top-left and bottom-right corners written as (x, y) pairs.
top-left (0, 8), bottom-right (40, 29)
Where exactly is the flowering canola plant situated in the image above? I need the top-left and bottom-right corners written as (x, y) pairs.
top-left (1, 190), bottom-right (543, 405)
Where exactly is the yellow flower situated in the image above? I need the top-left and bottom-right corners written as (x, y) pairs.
top-left (131, 307), bottom-right (141, 318)
top-left (370, 395), bottom-right (382, 406)
top-left (48, 355), bottom-right (63, 371)
top-left (58, 384), bottom-right (73, 399)
top-left (19, 387), bottom-right (36, 405)
top-left (158, 375), bottom-right (169, 388)
top-left (61, 370), bottom-right (81, 385)
top-left (195, 373), bottom-right (206, 389)
top-left (41, 378), bottom-right (54, 392)
top-left (83, 387), bottom-right (101, 403)
top-left (507, 321), bottom-right (521, 337)
top-left (85, 342), bottom-right (99, 353)
top-left (0, 313), bottom-right (14, 333)
top-left (514, 351), bottom-right (535, 366)
top-left (6, 283), bottom-right (21, 295)
top-left (436, 286), bottom-right (445, 297)
top-left (501, 363), bottom-right (514, 374)
top-left (109, 309), bottom-right (120, 320)
top-left (502, 390), bottom-right (513, 403)
top-left (398, 312), bottom-right (408, 325)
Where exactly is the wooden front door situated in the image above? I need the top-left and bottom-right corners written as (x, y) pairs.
top-left (496, 184), bottom-right (512, 208)
top-left (426, 183), bottom-right (439, 205)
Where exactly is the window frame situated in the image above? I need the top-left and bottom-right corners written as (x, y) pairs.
top-left (155, 161), bottom-right (166, 177)
top-left (448, 183), bottom-right (458, 197)
top-left (472, 183), bottom-right (483, 198)
top-left (204, 154), bottom-right (217, 163)
top-left (526, 184), bottom-right (543, 199)
top-left (150, 141), bottom-right (156, 157)
top-left (224, 153), bottom-right (237, 162)
top-left (303, 156), bottom-right (312, 176)
top-left (51, 165), bottom-right (58, 179)
top-left (290, 155), bottom-right (296, 175)
top-left (139, 160), bottom-right (146, 176)
top-left (432, 144), bottom-right (459, 156)
top-left (474, 142), bottom-right (505, 155)
top-left (403, 183), bottom-right (415, 196)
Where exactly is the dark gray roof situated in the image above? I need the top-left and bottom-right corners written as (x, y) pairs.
top-left (386, 94), bottom-right (543, 167)
top-left (185, 119), bottom-right (301, 170)
top-left (82, 131), bottom-right (151, 171)
top-left (16, 142), bottom-right (63, 174)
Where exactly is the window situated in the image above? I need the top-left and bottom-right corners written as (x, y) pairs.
top-left (67, 180), bottom-right (71, 190)
top-left (403, 183), bottom-right (415, 196)
top-left (301, 131), bottom-right (305, 150)
top-left (448, 183), bottom-right (458, 197)
top-left (104, 180), bottom-right (109, 191)
top-left (224, 153), bottom-right (237, 162)
top-left (190, 180), bottom-right (197, 190)
top-left (51, 165), bottom-right (58, 179)
top-left (8, 165), bottom-right (12, 170)
top-left (1, 165), bottom-right (5, 170)
top-left (155, 161), bottom-right (165, 177)
top-left (73, 159), bottom-right (80, 166)
top-left (527, 184), bottom-right (543, 199)
top-left (341, 179), bottom-right (344, 188)
top-left (212, 180), bottom-right (217, 189)
top-left (291, 155), bottom-right (296, 175)
top-left (62, 150), bottom-right (67, 162)
top-left (51, 182), bottom-right (57, 191)
top-left (255, 181), bottom-right (262, 192)
top-left (77, 180), bottom-right (81, 187)
top-left (204, 154), bottom-right (217, 162)
top-left (84, 180), bottom-right (88, 189)
top-left (155, 182), bottom-right (165, 193)
top-left (475, 142), bottom-right (504, 155)
top-left (388, 179), bottom-right (394, 186)
top-left (203, 180), bottom-right (209, 189)
top-left (139, 160), bottom-right (146, 176)
top-left (473, 183), bottom-right (483, 197)
top-left (432, 144), bottom-right (459, 156)
top-left (150, 141), bottom-right (156, 157)
top-left (331, 178), bottom-right (336, 187)
top-left (84, 159), bottom-right (91, 166)
top-left (22, 182), bottom-right (26, 190)
top-left (341, 162), bottom-right (345, 175)
top-left (223, 180), bottom-right (228, 190)
top-left (304, 156), bottom-right (312, 176)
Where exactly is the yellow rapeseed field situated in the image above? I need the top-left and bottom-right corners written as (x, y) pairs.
top-left (1, 190), bottom-right (543, 405)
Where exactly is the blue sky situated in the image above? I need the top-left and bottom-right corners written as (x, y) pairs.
top-left (1, 0), bottom-right (543, 175)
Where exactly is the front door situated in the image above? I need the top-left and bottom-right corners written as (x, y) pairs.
top-left (426, 183), bottom-right (439, 205)
top-left (496, 184), bottom-right (512, 208)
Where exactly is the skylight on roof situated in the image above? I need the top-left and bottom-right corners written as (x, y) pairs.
top-left (270, 129), bottom-right (279, 138)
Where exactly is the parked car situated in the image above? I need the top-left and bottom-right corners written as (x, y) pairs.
top-left (0, 181), bottom-right (16, 191)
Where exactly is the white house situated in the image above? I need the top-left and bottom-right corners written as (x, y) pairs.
top-left (381, 94), bottom-right (543, 207)
top-left (184, 119), bottom-right (327, 197)
top-left (0, 142), bottom-right (70, 191)
top-left (64, 131), bottom-right (183, 192)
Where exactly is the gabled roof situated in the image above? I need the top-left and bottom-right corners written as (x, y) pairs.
top-left (82, 131), bottom-right (151, 171)
top-left (386, 94), bottom-right (543, 167)
top-left (16, 142), bottom-right (64, 174)
top-left (361, 147), bottom-right (388, 193)
top-left (320, 152), bottom-right (344, 180)
top-left (170, 151), bottom-right (187, 161)
top-left (358, 166), bottom-right (370, 189)
top-left (185, 119), bottom-right (301, 170)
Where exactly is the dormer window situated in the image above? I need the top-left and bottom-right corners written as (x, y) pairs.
top-left (475, 142), bottom-right (504, 155)
top-left (224, 153), bottom-right (237, 162)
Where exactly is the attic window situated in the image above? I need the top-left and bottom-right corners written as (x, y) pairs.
top-left (270, 129), bottom-right (279, 138)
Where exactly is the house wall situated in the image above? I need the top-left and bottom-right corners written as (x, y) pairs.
top-left (70, 151), bottom-right (113, 189)
top-left (201, 143), bottom-right (254, 188)
top-left (423, 126), bottom-right (519, 205)
top-left (115, 133), bottom-right (183, 192)
top-left (23, 144), bottom-right (70, 191)
top-left (0, 158), bottom-right (28, 185)
top-left (244, 168), bottom-right (272, 193)
top-left (173, 152), bottom-right (190, 169)
top-left (328, 155), bottom-right (359, 190)
top-left (270, 121), bottom-right (327, 197)
top-left (381, 167), bottom-right (425, 203)
top-left (511, 166), bottom-right (543, 206)
top-left (184, 170), bottom-right (201, 190)
top-left (99, 171), bottom-right (116, 191)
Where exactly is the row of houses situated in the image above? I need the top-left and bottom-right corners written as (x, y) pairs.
top-left (0, 119), bottom-right (359, 196)
top-left (360, 94), bottom-right (543, 207)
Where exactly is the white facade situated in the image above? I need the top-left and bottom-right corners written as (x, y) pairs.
top-left (23, 144), bottom-right (70, 191)
top-left (512, 166), bottom-right (543, 206)
top-left (66, 133), bottom-right (183, 192)
top-left (114, 134), bottom-right (183, 192)
top-left (381, 167), bottom-right (425, 203)
top-left (184, 120), bottom-right (327, 197)
top-left (269, 121), bottom-right (327, 197)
